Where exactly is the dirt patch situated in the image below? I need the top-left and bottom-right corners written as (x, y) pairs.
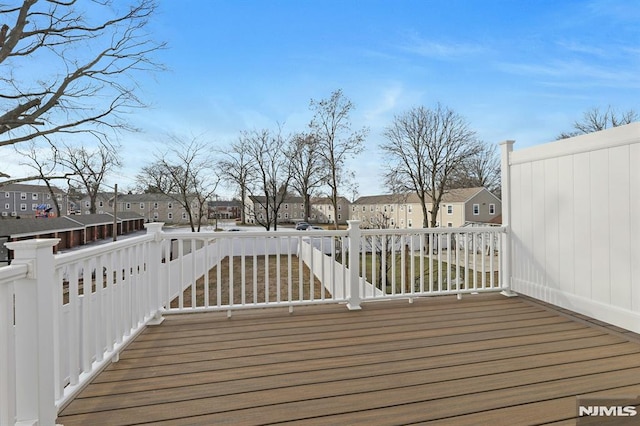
top-left (171, 255), bottom-right (328, 308)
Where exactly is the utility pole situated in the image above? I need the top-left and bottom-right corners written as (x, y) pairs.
top-left (113, 183), bottom-right (118, 242)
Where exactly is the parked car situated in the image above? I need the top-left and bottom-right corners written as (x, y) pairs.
top-left (295, 222), bottom-right (310, 230)
top-left (308, 226), bottom-right (324, 230)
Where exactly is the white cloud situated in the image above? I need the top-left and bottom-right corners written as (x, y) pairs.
top-left (496, 59), bottom-right (640, 89)
top-left (399, 33), bottom-right (487, 59)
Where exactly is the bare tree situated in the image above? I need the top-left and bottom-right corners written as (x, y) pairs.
top-left (59, 143), bottom-right (122, 214)
top-left (381, 104), bottom-right (479, 228)
top-left (244, 128), bottom-right (293, 231)
top-left (216, 137), bottom-right (255, 224)
top-left (448, 142), bottom-right (501, 196)
top-left (557, 106), bottom-right (638, 139)
top-left (289, 132), bottom-right (324, 222)
top-left (0, 0), bottom-right (164, 180)
top-left (136, 135), bottom-right (219, 232)
top-left (309, 89), bottom-right (367, 229)
top-left (16, 141), bottom-right (74, 216)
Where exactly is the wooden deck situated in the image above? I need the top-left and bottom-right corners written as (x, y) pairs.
top-left (56, 294), bottom-right (640, 425)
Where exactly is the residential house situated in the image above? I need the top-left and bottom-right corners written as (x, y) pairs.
top-left (245, 195), bottom-right (351, 226)
top-left (208, 199), bottom-right (242, 220)
top-left (0, 183), bottom-right (69, 218)
top-left (310, 196), bottom-right (350, 225)
top-left (115, 193), bottom-right (202, 225)
top-left (350, 193), bottom-right (412, 228)
top-left (351, 187), bottom-right (501, 229)
top-left (245, 195), bottom-right (305, 225)
top-left (74, 193), bottom-right (113, 215)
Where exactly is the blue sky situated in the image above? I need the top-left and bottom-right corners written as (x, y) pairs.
top-left (90, 0), bottom-right (640, 196)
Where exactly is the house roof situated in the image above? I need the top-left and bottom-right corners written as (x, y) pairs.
top-left (1, 183), bottom-right (65, 194)
top-left (439, 187), bottom-right (485, 203)
top-left (353, 187), bottom-right (492, 205)
top-left (116, 193), bottom-right (179, 202)
top-left (353, 194), bottom-right (413, 204)
top-left (249, 195), bottom-right (304, 203)
top-left (310, 196), bottom-right (350, 205)
top-left (0, 217), bottom-right (82, 237)
top-left (0, 213), bottom-right (144, 238)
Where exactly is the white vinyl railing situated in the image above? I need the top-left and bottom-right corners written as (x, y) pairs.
top-left (0, 221), bottom-right (506, 425)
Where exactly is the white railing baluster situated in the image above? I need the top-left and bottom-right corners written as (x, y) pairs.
top-left (240, 237), bottom-right (246, 305)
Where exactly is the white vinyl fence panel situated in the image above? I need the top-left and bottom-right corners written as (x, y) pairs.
top-left (503, 123), bottom-right (640, 333)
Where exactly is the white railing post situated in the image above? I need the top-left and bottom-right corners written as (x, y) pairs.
top-left (145, 223), bottom-right (165, 325)
top-left (499, 140), bottom-right (517, 297)
top-left (5, 239), bottom-right (60, 426)
top-left (346, 220), bottom-right (362, 310)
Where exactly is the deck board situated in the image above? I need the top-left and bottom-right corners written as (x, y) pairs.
top-left (56, 294), bottom-right (640, 425)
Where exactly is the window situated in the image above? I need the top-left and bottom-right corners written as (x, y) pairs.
top-left (370, 206), bottom-right (373, 212)
top-left (154, 202), bottom-right (159, 209)
top-left (168, 202), bottom-right (173, 209)
top-left (284, 203), bottom-right (288, 210)
top-left (46, 194), bottom-right (51, 199)
top-left (362, 206), bottom-right (365, 212)
top-left (408, 205), bottom-right (413, 213)
top-left (31, 204), bottom-right (37, 211)
top-left (20, 203), bottom-right (27, 211)
top-left (4, 192), bottom-right (9, 198)
top-left (140, 203), bottom-right (144, 209)
top-left (447, 205), bottom-right (453, 215)
top-left (85, 201), bottom-right (90, 207)
top-left (338, 214), bottom-right (341, 220)
top-left (32, 193), bottom-right (38, 200)
top-left (473, 204), bottom-right (480, 215)
top-left (20, 193), bottom-right (26, 200)
top-left (338, 204), bottom-right (341, 211)
top-left (447, 222), bottom-right (453, 227)
top-left (4, 203), bottom-right (8, 209)
top-left (390, 205), bottom-right (394, 212)
top-left (168, 212), bottom-right (173, 220)
top-left (489, 204), bottom-right (496, 214)
top-left (153, 212), bottom-right (159, 220)
top-left (1, 212), bottom-right (6, 217)
top-left (125, 203), bottom-right (131, 210)
top-left (284, 212), bottom-right (289, 219)
top-left (352, 206), bottom-right (356, 212)
top-left (98, 201), bottom-right (103, 207)
top-left (182, 212), bottom-right (187, 219)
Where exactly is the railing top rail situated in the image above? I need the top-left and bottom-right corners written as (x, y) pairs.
top-left (54, 233), bottom-right (154, 266)
top-left (161, 229), bottom-right (349, 240)
top-left (360, 226), bottom-right (506, 236)
top-left (0, 263), bottom-right (29, 282)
